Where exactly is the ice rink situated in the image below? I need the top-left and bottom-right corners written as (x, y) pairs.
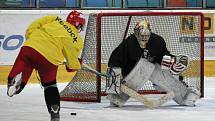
top-left (1, 78), bottom-right (215, 121)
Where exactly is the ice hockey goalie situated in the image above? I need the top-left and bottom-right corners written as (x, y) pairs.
top-left (106, 20), bottom-right (200, 107)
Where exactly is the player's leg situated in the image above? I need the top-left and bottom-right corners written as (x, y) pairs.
top-left (43, 83), bottom-right (60, 121)
top-left (7, 47), bottom-right (34, 97)
top-left (35, 52), bottom-right (60, 121)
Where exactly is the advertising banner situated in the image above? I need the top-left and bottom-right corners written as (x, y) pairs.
top-left (1, 10), bottom-right (215, 65)
top-left (0, 11), bottom-right (88, 65)
top-left (203, 13), bottom-right (215, 60)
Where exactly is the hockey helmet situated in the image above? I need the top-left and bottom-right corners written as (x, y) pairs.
top-left (66, 10), bottom-right (86, 32)
top-left (134, 20), bottom-right (151, 42)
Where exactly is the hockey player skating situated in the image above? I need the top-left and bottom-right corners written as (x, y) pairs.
top-left (106, 20), bottom-right (201, 107)
top-left (7, 10), bottom-right (85, 121)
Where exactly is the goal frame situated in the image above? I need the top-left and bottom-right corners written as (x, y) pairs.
top-left (60, 12), bottom-right (204, 102)
top-left (96, 12), bottom-right (204, 100)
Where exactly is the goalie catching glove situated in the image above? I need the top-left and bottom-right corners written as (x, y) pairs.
top-left (161, 55), bottom-right (189, 75)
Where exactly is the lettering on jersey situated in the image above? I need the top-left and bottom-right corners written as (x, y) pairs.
top-left (56, 16), bottom-right (78, 43)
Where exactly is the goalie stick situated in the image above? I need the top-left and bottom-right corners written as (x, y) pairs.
top-left (121, 84), bottom-right (175, 108)
top-left (81, 63), bottom-right (175, 108)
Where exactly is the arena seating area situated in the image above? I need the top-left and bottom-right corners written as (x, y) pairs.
top-left (0, 0), bottom-right (215, 8)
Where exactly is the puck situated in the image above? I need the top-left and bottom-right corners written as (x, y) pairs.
top-left (70, 113), bottom-right (77, 115)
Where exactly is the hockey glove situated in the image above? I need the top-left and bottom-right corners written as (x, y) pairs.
top-left (161, 55), bottom-right (173, 70)
top-left (65, 66), bottom-right (78, 72)
top-left (65, 58), bottom-right (83, 72)
top-left (161, 55), bottom-right (189, 75)
top-left (170, 55), bottom-right (189, 75)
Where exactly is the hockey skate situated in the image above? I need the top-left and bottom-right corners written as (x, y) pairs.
top-left (107, 93), bottom-right (129, 107)
top-left (109, 102), bottom-right (120, 107)
top-left (181, 87), bottom-right (201, 106)
top-left (7, 72), bottom-right (22, 97)
top-left (50, 105), bottom-right (60, 121)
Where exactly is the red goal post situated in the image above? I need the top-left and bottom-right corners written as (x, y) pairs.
top-left (60, 12), bottom-right (204, 102)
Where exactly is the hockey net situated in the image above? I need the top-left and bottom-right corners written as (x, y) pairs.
top-left (60, 12), bottom-right (204, 102)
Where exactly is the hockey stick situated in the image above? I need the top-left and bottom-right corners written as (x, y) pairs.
top-left (120, 84), bottom-right (175, 108)
top-left (61, 61), bottom-right (108, 77)
top-left (82, 63), bottom-right (108, 77)
top-left (81, 63), bottom-right (174, 108)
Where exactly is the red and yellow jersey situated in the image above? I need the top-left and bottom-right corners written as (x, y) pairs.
top-left (23, 15), bottom-right (83, 70)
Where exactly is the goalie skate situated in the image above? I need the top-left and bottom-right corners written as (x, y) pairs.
top-left (180, 87), bottom-right (201, 106)
top-left (106, 93), bottom-right (129, 107)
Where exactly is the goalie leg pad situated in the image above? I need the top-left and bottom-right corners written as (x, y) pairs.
top-left (108, 58), bottom-right (177, 107)
top-left (106, 67), bottom-right (130, 107)
top-left (106, 67), bottom-right (122, 94)
top-left (149, 64), bottom-right (188, 104)
top-left (123, 58), bottom-right (155, 90)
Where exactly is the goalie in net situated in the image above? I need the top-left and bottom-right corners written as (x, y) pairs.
top-left (106, 20), bottom-right (201, 107)
top-left (6, 10), bottom-right (85, 121)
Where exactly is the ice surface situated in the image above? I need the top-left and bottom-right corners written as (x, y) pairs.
top-left (0, 78), bottom-right (215, 121)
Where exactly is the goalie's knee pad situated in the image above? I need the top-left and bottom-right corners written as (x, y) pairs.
top-left (180, 87), bottom-right (201, 106)
top-left (123, 58), bottom-right (155, 90)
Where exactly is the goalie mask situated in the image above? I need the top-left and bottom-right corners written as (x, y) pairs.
top-left (66, 10), bottom-right (86, 32)
top-left (134, 20), bottom-right (151, 48)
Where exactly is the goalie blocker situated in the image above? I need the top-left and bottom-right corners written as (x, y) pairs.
top-left (106, 56), bottom-right (201, 107)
